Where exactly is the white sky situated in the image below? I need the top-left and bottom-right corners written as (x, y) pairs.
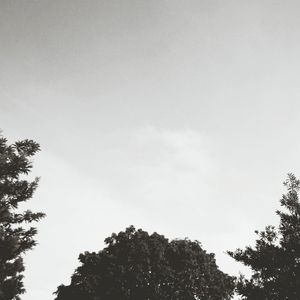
top-left (1, 1), bottom-right (300, 299)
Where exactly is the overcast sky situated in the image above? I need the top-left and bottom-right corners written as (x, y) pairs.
top-left (1, 1), bottom-right (300, 299)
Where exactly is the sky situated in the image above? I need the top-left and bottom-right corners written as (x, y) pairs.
top-left (1, 0), bottom-right (300, 299)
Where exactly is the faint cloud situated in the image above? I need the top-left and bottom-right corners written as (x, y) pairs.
top-left (100, 126), bottom-right (215, 213)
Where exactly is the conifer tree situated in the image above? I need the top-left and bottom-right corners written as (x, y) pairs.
top-left (0, 135), bottom-right (45, 300)
top-left (228, 174), bottom-right (300, 299)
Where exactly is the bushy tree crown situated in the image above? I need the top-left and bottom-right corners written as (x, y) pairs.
top-left (55, 226), bottom-right (235, 300)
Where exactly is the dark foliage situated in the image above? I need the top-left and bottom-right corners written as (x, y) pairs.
top-left (0, 135), bottom-right (45, 300)
top-left (55, 226), bottom-right (234, 300)
top-left (228, 174), bottom-right (300, 299)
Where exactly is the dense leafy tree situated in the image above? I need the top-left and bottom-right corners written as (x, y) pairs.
top-left (228, 174), bottom-right (300, 299)
top-left (55, 226), bottom-right (235, 300)
top-left (0, 135), bottom-right (45, 300)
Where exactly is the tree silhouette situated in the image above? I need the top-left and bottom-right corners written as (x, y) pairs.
top-left (228, 174), bottom-right (300, 299)
top-left (55, 226), bottom-right (235, 300)
top-left (0, 135), bottom-right (45, 300)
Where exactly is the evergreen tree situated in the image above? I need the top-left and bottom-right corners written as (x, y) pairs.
top-left (0, 135), bottom-right (45, 300)
top-left (228, 174), bottom-right (300, 299)
top-left (55, 226), bottom-right (235, 300)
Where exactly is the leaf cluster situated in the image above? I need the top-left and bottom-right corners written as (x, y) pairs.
top-left (228, 174), bottom-right (300, 299)
top-left (0, 137), bottom-right (45, 300)
top-left (55, 226), bottom-right (235, 300)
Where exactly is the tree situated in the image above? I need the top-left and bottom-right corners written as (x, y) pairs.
top-left (54, 226), bottom-right (235, 300)
top-left (0, 135), bottom-right (45, 300)
top-left (228, 174), bottom-right (300, 299)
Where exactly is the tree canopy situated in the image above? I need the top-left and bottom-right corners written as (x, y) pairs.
top-left (228, 174), bottom-right (300, 299)
top-left (0, 135), bottom-right (45, 300)
top-left (55, 226), bottom-right (235, 300)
